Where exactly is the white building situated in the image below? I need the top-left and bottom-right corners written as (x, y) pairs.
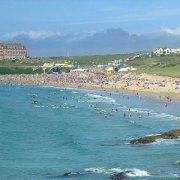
top-left (171, 48), bottom-right (180, 54)
top-left (153, 47), bottom-right (171, 56)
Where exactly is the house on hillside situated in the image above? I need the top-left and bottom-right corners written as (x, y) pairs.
top-left (171, 48), bottom-right (180, 54)
top-left (125, 56), bottom-right (134, 61)
top-left (153, 47), bottom-right (171, 56)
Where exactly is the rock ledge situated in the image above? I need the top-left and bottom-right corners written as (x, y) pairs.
top-left (130, 129), bottom-right (180, 144)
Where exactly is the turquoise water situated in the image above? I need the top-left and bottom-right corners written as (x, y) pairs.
top-left (0, 84), bottom-right (179, 180)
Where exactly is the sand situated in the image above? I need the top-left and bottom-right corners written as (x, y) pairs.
top-left (0, 72), bottom-right (180, 100)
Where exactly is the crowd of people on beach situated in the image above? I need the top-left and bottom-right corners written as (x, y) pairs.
top-left (0, 71), bottom-right (179, 99)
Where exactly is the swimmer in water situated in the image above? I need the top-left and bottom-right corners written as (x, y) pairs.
top-left (138, 112), bottom-right (142, 119)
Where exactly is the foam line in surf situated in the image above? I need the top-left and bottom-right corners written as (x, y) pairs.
top-left (83, 167), bottom-right (150, 177)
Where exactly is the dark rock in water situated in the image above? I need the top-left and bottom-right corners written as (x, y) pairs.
top-left (130, 136), bottom-right (155, 144)
top-left (130, 129), bottom-right (180, 144)
top-left (176, 161), bottom-right (180, 166)
top-left (110, 171), bottom-right (131, 179)
top-left (47, 172), bottom-right (77, 179)
top-left (63, 172), bottom-right (72, 176)
top-left (110, 172), bottom-right (127, 179)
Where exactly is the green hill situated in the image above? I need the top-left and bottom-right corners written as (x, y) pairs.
top-left (0, 54), bottom-right (180, 77)
top-left (126, 55), bottom-right (180, 77)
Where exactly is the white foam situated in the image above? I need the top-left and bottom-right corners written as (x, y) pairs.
top-left (42, 85), bottom-right (62, 90)
top-left (83, 167), bottom-right (150, 177)
top-left (118, 106), bottom-right (177, 120)
top-left (72, 91), bottom-right (78, 94)
top-left (87, 93), bottom-right (115, 103)
top-left (120, 107), bottom-right (150, 114)
top-left (146, 134), bottom-right (161, 137)
top-left (108, 168), bottom-right (123, 173)
top-left (84, 167), bottom-right (121, 174)
top-left (87, 94), bottom-right (102, 98)
top-left (128, 108), bottom-right (149, 113)
top-left (153, 138), bottom-right (180, 145)
top-left (114, 105), bottom-right (177, 121)
top-left (118, 106), bottom-right (127, 109)
top-left (103, 96), bottom-right (116, 103)
top-left (84, 167), bottom-right (106, 174)
top-left (153, 112), bottom-right (176, 119)
top-left (171, 173), bottom-right (180, 177)
top-left (125, 168), bottom-right (150, 177)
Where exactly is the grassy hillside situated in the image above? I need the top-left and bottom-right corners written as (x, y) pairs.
top-left (0, 54), bottom-right (180, 77)
top-left (0, 67), bottom-right (47, 74)
top-left (0, 54), bottom-right (129, 67)
top-left (126, 55), bottom-right (180, 77)
top-left (69, 54), bottom-right (132, 66)
top-left (0, 53), bottom-right (132, 74)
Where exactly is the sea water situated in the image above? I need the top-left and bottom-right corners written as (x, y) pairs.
top-left (0, 83), bottom-right (179, 180)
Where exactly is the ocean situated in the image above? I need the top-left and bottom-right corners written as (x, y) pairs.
top-left (0, 83), bottom-right (179, 180)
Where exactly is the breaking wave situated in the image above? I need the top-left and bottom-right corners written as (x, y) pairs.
top-left (83, 167), bottom-right (150, 177)
top-left (153, 138), bottom-right (180, 145)
top-left (87, 93), bottom-right (116, 103)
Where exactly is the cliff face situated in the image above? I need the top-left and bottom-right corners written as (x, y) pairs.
top-left (130, 129), bottom-right (180, 144)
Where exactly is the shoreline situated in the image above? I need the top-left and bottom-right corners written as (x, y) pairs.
top-left (0, 73), bottom-right (180, 101)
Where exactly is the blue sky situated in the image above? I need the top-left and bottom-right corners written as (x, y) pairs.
top-left (0, 0), bottom-right (180, 56)
top-left (1, 0), bottom-right (180, 35)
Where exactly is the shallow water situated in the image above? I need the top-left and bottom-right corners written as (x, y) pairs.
top-left (0, 84), bottom-right (180, 179)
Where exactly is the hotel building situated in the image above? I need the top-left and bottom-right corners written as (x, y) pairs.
top-left (0, 43), bottom-right (27, 60)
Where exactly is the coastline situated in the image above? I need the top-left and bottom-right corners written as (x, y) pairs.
top-left (0, 73), bottom-right (180, 101)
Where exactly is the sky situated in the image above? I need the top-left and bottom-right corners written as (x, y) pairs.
top-left (0, 0), bottom-right (180, 56)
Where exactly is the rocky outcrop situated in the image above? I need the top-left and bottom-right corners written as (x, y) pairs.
top-left (130, 129), bottom-right (180, 144)
top-left (110, 171), bottom-right (130, 179)
top-left (63, 172), bottom-right (73, 176)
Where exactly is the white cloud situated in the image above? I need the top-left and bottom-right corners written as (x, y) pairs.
top-left (1, 31), bottom-right (61, 40)
top-left (65, 32), bottom-right (95, 43)
top-left (1, 30), bottom-right (96, 43)
top-left (1, 28), bottom-right (180, 57)
top-left (162, 27), bottom-right (180, 35)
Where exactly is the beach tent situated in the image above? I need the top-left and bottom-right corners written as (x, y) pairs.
top-left (70, 69), bottom-right (88, 72)
top-left (106, 66), bottom-right (114, 72)
top-left (118, 68), bottom-right (129, 72)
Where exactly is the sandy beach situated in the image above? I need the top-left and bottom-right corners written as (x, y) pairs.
top-left (0, 72), bottom-right (180, 100)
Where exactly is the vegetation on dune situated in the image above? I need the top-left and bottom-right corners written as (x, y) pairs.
top-left (0, 67), bottom-right (45, 74)
top-left (126, 55), bottom-right (180, 77)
